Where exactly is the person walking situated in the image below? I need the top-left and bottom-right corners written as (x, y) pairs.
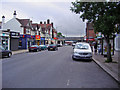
top-left (98, 44), bottom-right (102, 54)
top-left (94, 41), bottom-right (97, 54)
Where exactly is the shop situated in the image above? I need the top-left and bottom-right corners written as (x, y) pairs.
top-left (35, 35), bottom-right (41, 45)
top-left (45, 38), bottom-right (49, 45)
top-left (10, 32), bottom-right (20, 51)
top-left (40, 37), bottom-right (45, 45)
top-left (19, 34), bottom-right (32, 49)
top-left (31, 35), bottom-right (36, 45)
top-left (0, 30), bottom-right (10, 50)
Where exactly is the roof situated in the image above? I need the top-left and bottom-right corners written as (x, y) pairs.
top-left (38, 24), bottom-right (52, 30)
top-left (16, 18), bottom-right (32, 29)
top-left (32, 23), bottom-right (38, 30)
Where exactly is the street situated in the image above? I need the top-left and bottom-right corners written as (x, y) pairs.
top-left (2, 46), bottom-right (119, 88)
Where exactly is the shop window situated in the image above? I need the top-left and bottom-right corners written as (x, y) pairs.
top-left (19, 41), bottom-right (22, 46)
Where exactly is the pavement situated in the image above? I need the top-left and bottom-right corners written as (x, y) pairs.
top-left (11, 48), bottom-right (120, 84)
top-left (12, 49), bottom-right (28, 55)
top-left (93, 50), bottom-right (120, 84)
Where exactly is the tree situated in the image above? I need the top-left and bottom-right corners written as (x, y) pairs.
top-left (71, 1), bottom-right (120, 62)
top-left (57, 32), bottom-right (65, 38)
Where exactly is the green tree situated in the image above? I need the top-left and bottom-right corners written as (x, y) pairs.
top-left (71, 1), bottom-right (120, 62)
top-left (57, 32), bottom-right (65, 38)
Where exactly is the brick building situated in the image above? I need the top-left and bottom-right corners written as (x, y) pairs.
top-left (86, 22), bottom-right (96, 42)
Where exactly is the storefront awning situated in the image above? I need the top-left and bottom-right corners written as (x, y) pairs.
top-left (86, 38), bottom-right (95, 41)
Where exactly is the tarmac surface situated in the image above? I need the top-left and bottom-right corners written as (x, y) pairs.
top-left (12, 46), bottom-right (120, 84)
top-left (2, 46), bottom-right (119, 88)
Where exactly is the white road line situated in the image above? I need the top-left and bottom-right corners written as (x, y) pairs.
top-left (67, 80), bottom-right (70, 86)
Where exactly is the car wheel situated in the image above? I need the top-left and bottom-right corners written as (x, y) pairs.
top-left (36, 49), bottom-right (39, 52)
top-left (8, 53), bottom-right (12, 57)
top-left (72, 55), bottom-right (76, 60)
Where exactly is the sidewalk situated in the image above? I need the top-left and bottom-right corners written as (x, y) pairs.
top-left (92, 51), bottom-right (119, 84)
top-left (12, 49), bottom-right (28, 55)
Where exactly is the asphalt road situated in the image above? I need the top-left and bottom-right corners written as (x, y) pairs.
top-left (2, 46), bottom-right (119, 88)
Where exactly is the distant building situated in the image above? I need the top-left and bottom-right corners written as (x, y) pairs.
top-left (0, 22), bottom-right (2, 29)
top-left (64, 37), bottom-right (84, 45)
top-left (86, 22), bottom-right (96, 42)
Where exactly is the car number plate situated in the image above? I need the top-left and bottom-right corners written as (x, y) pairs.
top-left (50, 48), bottom-right (53, 50)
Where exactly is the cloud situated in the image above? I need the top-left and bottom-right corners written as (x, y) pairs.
top-left (1, 0), bottom-right (75, 3)
top-left (0, 1), bottom-right (86, 37)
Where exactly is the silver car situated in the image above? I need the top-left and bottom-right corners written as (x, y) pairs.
top-left (72, 42), bottom-right (92, 60)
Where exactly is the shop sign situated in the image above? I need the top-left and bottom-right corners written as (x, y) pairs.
top-left (2, 33), bottom-right (9, 37)
top-left (10, 32), bottom-right (20, 38)
top-left (86, 38), bottom-right (95, 41)
top-left (35, 35), bottom-right (41, 40)
top-left (54, 37), bottom-right (58, 40)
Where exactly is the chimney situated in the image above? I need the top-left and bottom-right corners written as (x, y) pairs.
top-left (47, 19), bottom-right (50, 24)
top-left (51, 22), bottom-right (53, 28)
top-left (30, 20), bottom-right (32, 24)
top-left (44, 21), bottom-right (46, 24)
top-left (40, 21), bottom-right (42, 24)
top-left (13, 11), bottom-right (17, 18)
top-left (2, 16), bottom-right (5, 29)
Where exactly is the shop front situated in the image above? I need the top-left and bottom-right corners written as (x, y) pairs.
top-left (54, 37), bottom-right (58, 44)
top-left (41, 37), bottom-right (45, 45)
top-left (0, 30), bottom-right (10, 50)
top-left (19, 34), bottom-right (32, 49)
top-left (45, 38), bottom-right (49, 45)
top-left (31, 35), bottom-right (36, 45)
top-left (35, 35), bottom-right (41, 45)
top-left (10, 32), bottom-right (20, 51)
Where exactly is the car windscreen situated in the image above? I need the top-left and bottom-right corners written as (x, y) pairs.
top-left (49, 44), bottom-right (56, 46)
top-left (31, 45), bottom-right (38, 47)
top-left (75, 44), bottom-right (89, 50)
top-left (39, 45), bottom-right (45, 47)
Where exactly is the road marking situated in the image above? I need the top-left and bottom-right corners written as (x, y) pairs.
top-left (67, 80), bottom-right (70, 86)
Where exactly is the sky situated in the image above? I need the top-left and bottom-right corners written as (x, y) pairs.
top-left (0, 0), bottom-right (86, 37)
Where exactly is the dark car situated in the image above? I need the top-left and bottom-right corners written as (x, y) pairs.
top-left (48, 44), bottom-right (58, 51)
top-left (29, 45), bottom-right (41, 52)
top-left (0, 46), bottom-right (12, 58)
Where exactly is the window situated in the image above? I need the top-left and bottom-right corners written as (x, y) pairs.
top-left (19, 40), bottom-right (22, 46)
top-left (75, 44), bottom-right (89, 50)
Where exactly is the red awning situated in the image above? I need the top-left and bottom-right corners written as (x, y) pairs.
top-left (54, 37), bottom-right (58, 40)
top-left (86, 38), bottom-right (95, 41)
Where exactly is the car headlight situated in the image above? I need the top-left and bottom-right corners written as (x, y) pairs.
top-left (88, 53), bottom-right (92, 56)
top-left (74, 52), bottom-right (79, 55)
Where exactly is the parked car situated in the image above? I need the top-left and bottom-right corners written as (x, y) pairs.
top-left (0, 46), bottom-right (12, 58)
top-left (29, 45), bottom-right (41, 52)
top-left (72, 42), bottom-right (92, 60)
top-left (57, 44), bottom-right (62, 47)
top-left (65, 43), bottom-right (68, 46)
top-left (48, 44), bottom-right (58, 51)
top-left (39, 45), bottom-right (47, 50)
top-left (72, 43), bottom-right (76, 47)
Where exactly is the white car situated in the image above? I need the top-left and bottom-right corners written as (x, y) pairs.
top-left (72, 42), bottom-right (92, 60)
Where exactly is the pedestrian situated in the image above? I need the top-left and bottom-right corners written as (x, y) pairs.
top-left (94, 41), bottom-right (97, 54)
top-left (98, 44), bottom-right (102, 54)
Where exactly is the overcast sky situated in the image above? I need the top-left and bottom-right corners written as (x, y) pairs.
top-left (0, 0), bottom-right (86, 37)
